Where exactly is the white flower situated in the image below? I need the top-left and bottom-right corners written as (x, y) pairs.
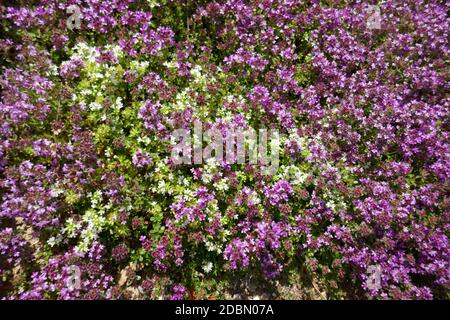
top-left (80, 89), bottom-right (92, 96)
top-left (47, 237), bottom-right (57, 247)
top-left (190, 65), bottom-right (202, 79)
top-left (114, 97), bottom-right (123, 110)
top-left (215, 178), bottom-right (229, 191)
top-left (204, 240), bottom-right (222, 254)
top-left (46, 65), bottom-right (58, 76)
top-left (201, 173), bottom-right (213, 184)
top-left (89, 102), bottom-right (102, 111)
top-left (202, 262), bottom-right (213, 273)
top-left (163, 60), bottom-right (178, 69)
top-left (146, 0), bottom-right (161, 8)
top-left (248, 193), bottom-right (261, 205)
top-left (64, 218), bottom-right (80, 238)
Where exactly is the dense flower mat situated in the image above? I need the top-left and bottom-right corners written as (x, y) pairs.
top-left (0, 0), bottom-right (449, 300)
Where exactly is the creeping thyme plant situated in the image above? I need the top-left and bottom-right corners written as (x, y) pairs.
top-left (0, 1), bottom-right (449, 300)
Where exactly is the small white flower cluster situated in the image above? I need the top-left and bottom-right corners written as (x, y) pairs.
top-left (247, 192), bottom-right (261, 206)
top-left (202, 261), bottom-right (213, 273)
top-left (71, 43), bottom-right (98, 62)
top-left (46, 235), bottom-right (64, 248)
top-left (278, 165), bottom-right (308, 186)
top-left (130, 60), bottom-right (149, 75)
top-left (68, 43), bottom-right (125, 114)
top-left (165, 88), bottom-right (194, 114)
top-left (137, 135), bottom-right (153, 146)
top-left (215, 178), bottom-right (229, 192)
top-left (190, 65), bottom-right (207, 86)
top-left (151, 160), bottom-right (184, 195)
top-left (59, 191), bottom-right (110, 253)
top-left (112, 97), bottom-right (124, 110)
top-left (322, 189), bottom-right (347, 213)
top-left (201, 158), bottom-right (220, 184)
top-left (204, 239), bottom-right (223, 254)
top-left (63, 217), bottom-right (81, 238)
top-left (46, 64), bottom-right (58, 76)
top-left (146, 0), bottom-right (161, 9)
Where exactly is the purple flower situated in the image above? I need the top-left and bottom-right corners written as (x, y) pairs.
top-left (132, 149), bottom-right (153, 168)
top-left (169, 284), bottom-right (187, 300)
top-left (111, 243), bottom-right (129, 262)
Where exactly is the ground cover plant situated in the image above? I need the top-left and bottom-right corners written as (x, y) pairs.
top-left (0, 0), bottom-right (449, 300)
